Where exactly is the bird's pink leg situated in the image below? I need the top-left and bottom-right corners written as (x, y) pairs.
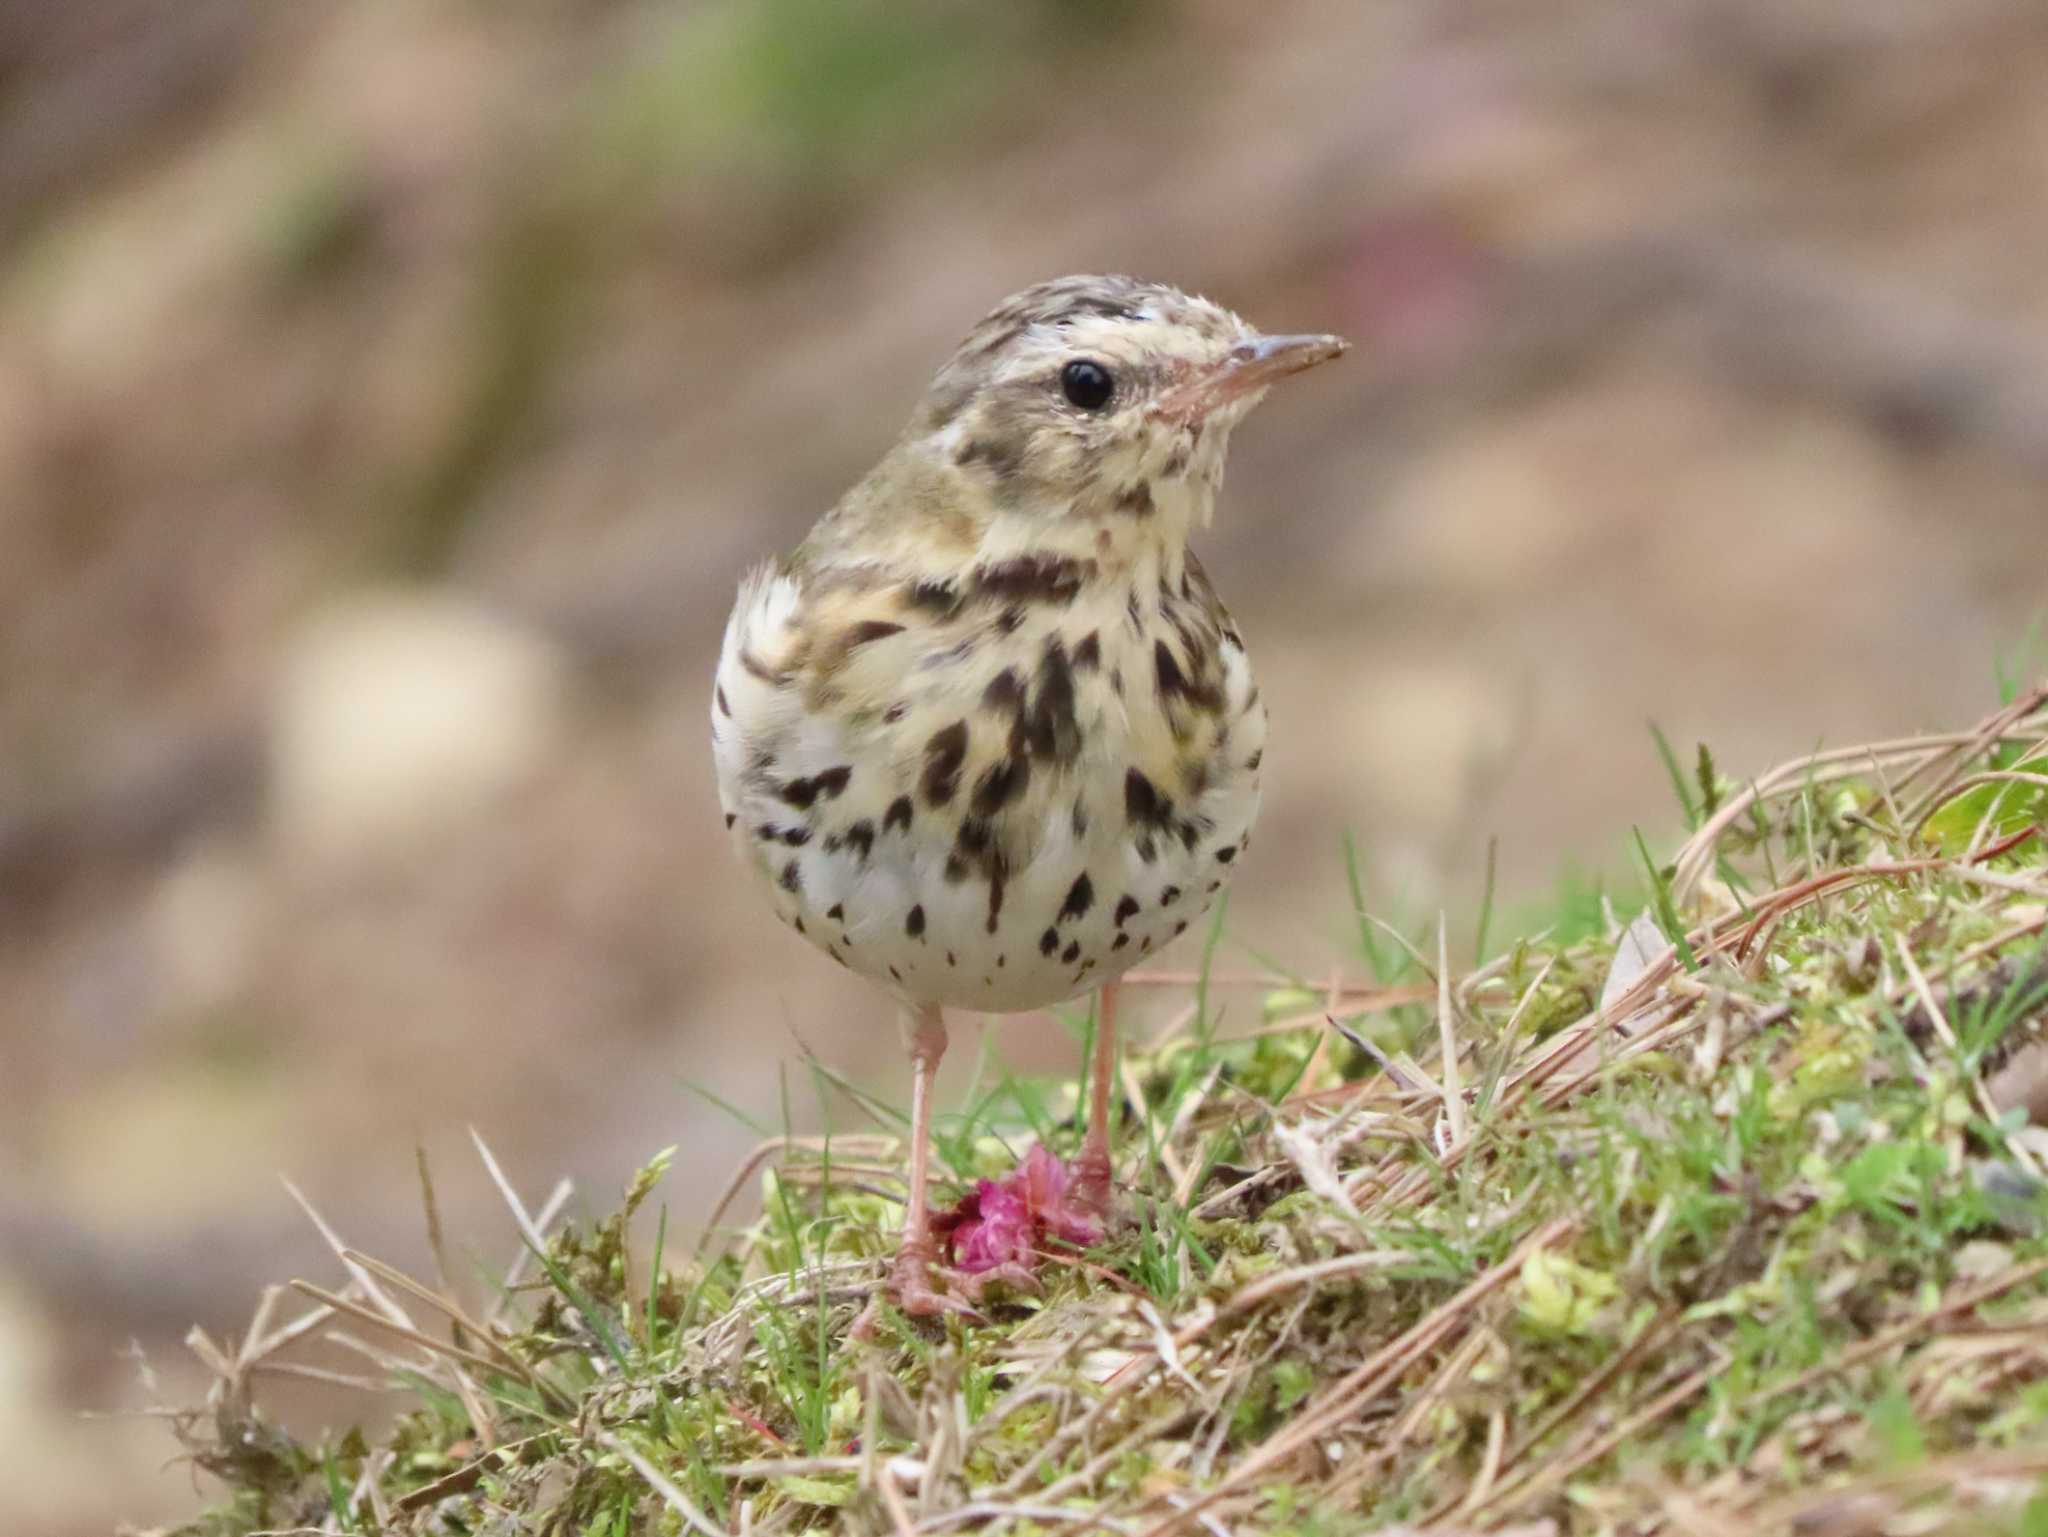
top-left (872, 1003), bottom-right (977, 1322)
top-left (1071, 981), bottom-right (1119, 1219)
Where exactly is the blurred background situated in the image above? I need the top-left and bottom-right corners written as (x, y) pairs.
top-left (3, 0), bottom-right (2045, 1529)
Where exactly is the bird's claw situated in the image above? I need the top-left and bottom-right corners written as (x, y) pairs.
top-left (849, 1242), bottom-right (986, 1339)
top-left (893, 1265), bottom-right (985, 1322)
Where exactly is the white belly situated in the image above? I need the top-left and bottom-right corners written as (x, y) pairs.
top-left (710, 566), bottom-right (1266, 1014)
top-left (723, 746), bottom-right (1260, 1013)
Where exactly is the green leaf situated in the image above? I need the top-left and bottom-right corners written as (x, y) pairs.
top-left (1919, 779), bottom-right (2048, 854)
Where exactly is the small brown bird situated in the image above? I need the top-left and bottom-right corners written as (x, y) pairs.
top-left (712, 275), bottom-right (1345, 1315)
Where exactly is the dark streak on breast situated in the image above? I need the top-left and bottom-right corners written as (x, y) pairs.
top-left (955, 816), bottom-right (993, 858)
top-left (922, 721), bottom-right (969, 805)
top-left (779, 765), bottom-right (850, 810)
top-left (906, 579), bottom-right (959, 615)
top-left (1125, 768), bottom-right (1173, 829)
top-left (971, 755), bottom-right (1030, 816)
top-left (1060, 873), bottom-right (1094, 922)
top-left (986, 866), bottom-right (1006, 933)
top-left (972, 554), bottom-right (1094, 606)
top-left (1155, 638), bottom-right (1226, 713)
top-left (843, 619), bottom-right (905, 648)
top-left (1027, 636), bottom-right (1080, 763)
top-left (982, 667), bottom-right (1024, 713)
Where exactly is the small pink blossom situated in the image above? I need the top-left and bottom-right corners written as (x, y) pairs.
top-left (935, 1145), bottom-right (1103, 1273)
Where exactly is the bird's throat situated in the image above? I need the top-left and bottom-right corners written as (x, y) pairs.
top-left (974, 470), bottom-right (1213, 590)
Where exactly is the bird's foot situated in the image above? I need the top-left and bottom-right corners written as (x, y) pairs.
top-left (849, 1241), bottom-right (984, 1340)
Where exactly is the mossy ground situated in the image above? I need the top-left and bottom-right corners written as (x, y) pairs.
top-left (152, 686), bottom-right (2048, 1536)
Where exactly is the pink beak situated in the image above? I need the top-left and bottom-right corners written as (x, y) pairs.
top-left (1151, 332), bottom-right (1348, 422)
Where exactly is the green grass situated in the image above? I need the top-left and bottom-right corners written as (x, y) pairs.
top-left (155, 684), bottom-right (2048, 1535)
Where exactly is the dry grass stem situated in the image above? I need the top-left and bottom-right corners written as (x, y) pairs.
top-left (159, 690), bottom-right (2048, 1536)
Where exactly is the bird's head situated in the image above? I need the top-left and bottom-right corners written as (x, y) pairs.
top-left (902, 275), bottom-right (1346, 564)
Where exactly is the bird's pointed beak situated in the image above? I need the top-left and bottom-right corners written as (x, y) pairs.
top-left (1152, 332), bottom-right (1349, 422)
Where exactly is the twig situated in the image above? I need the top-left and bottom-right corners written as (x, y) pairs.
top-left (286, 1281), bottom-right (529, 1386)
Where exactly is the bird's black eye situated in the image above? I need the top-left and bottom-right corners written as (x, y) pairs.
top-left (1060, 359), bottom-right (1115, 411)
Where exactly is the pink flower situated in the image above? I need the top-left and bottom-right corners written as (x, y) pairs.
top-left (935, 1145), bottom-right (1103, 1274)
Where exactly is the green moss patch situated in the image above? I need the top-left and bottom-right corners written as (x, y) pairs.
top-left (154, 687), bottom-right (2048, 1535)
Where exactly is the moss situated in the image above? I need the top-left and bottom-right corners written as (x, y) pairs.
top-left (153, 688), bottom-right (2048, 1534)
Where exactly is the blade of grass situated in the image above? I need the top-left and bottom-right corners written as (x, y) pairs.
top-left (1649, 721), bottom-right (1701, 830)
top-left (1632, 826), bottom-right (1698, 972)
top-left (645, 1204), bottom-right (668, 1355)
top-left (1475, 834), bottom-right (1499, 967)
top-left (680, 1077), bottom-right (775, 1138)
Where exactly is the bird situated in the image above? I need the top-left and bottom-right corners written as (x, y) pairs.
top-left (711, 274), bottom-right (1345, 1318)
